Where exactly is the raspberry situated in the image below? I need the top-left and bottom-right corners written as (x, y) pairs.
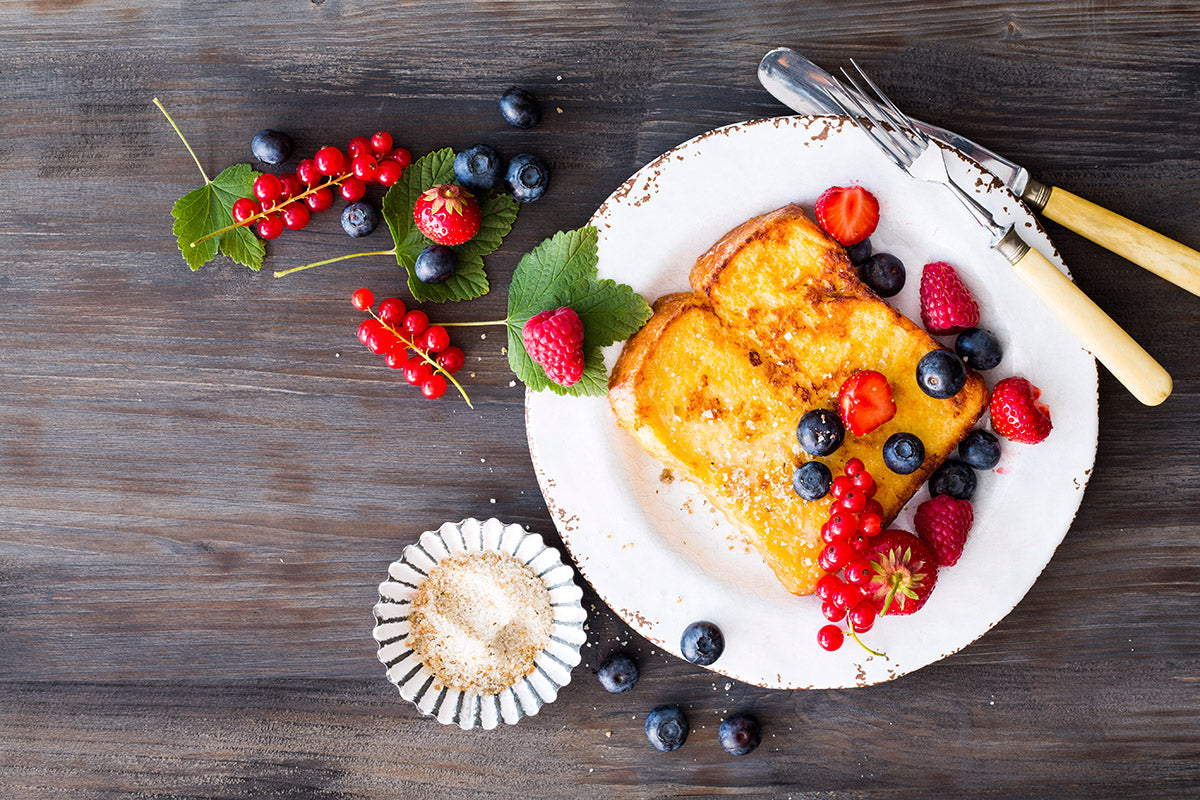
top-left (920, 261), bottom-right (980, 335)
top-left (990, 376), bottom-right (1052, 444)
top-left (914, 495), bottom-right (974, 566)
top-left (522, 306), bottom-right (585, 387)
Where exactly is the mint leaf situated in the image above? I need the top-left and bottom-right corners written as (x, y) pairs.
top-left (171, 163), bottom-right (264, 271)
top-left (506, 226), bottom-right (651, 397)
top-left (379, 148), bottom-right (517, 302)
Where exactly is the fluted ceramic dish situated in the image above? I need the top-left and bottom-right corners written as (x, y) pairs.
top-left (372, 518), bottom-right (586, 729)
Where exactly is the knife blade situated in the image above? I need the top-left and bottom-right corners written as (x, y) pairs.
top-left (758, 47), bottom-right (1200, 298)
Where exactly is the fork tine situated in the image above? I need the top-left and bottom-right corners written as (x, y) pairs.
top-left (839, 68), bottom-right (924, 162)
top-left (822, 77), bottom-right (909, 170)
top-left (848, 59), bottom-right (931, 147)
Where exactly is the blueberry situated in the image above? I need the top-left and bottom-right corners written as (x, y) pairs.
top-left (250, 129), bottom-right (293, 166)
top-left (680, 620), bottom-right (724, 666)
top-left (959, 430), bottom-right (1001, 470)
top-left (499, 86), bottom-right (542, 129)
top-left (506, 153), bottom-right (550, 203)
top-left (845, 238), bottom-right (873, 266)
top-left (597, 651), bottom-right (639, 694)
top-left (792, 461), bottom-right (832, 500)
top-left (929, 459), bottom-right (976, 500)
top-left (645, 704), bottom-right (689, 751)
top-left (796, 409), bottom-right (844, 457)
top-left (916, 349), bottom-right (967, 399)
top-left (453, 144), bottom-right (505, 193)
top-left (718, 713), bottom-right (762, 756)
top-left (882, 432), bottom-right (925, 475)
top-left (856, 252), bottom-right (906, 297)
top-left (955, 328), bottom-right (1004, 371)
top-left (340, 201), bottom-right (378, 238)
top-left (414, 245), bottom-right (458, 284)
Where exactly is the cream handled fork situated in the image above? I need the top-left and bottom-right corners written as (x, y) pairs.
top-left (825, 62), bottom-right (1172, 407)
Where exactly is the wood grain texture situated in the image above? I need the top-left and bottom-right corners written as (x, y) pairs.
top-left (0, 0), bottom-right (1198, 797)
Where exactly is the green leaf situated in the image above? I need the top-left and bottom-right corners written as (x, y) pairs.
top-left (380, 149), bottom-right (518, 302)
top-left (505, 226), bottom-right (652, 397)
top-left (171, 163), bottom-right (264, 271)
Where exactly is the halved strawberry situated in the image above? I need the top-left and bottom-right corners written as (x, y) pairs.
top-left (838, 370), bottom-right (896, 436)
top-left (865, 530), bottom-right (939, 616)
top-left (814, 185), bottom-right (879, 246)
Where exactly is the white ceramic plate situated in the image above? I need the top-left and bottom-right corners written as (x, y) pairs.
top-left (526, 115), bottom-right (1098, 689)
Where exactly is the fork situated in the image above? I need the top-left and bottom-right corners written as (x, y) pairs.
top-left (824, 61), bottom-right (1171, 407)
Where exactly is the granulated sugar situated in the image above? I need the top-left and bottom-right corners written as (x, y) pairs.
top-left (409, 551), bottom-right (553, 693)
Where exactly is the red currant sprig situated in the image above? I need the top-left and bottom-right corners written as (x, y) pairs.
top-left (351, 288), bottom-right (470, 406)
top-left (814, 458), bottom-right (887, 656)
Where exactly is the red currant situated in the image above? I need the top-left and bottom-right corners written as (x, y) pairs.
top-left (339, 177), bottom-right (366, 202)
top-left (858, 512), bottom-right (882, 538)
top-left (232, 197), bottom-right (260, 223)
top-left (839, 489), bottom-right (867, 513)
top-left (296, 159), bottom-right (321, 186)
top-left (844, 458), bottom-right (866, 478)
top-left (403, 358), bottom-right (433, 386)
top-left (848, 601), bottom-right (876, 633)
top-left (437, 346), bottom-right (464, 374)
top-left (314, 146), bottom-right (346, 176)
top-left (280, 203), bottom-right (310, 230)
top-left (256, 214), bottom-right (283, 240)
top-left (370, 131), bottom-right (393, 156)
top-left (253, 173), bottom-right (283, 203)
top-left (385, 348), bottom-right (409, 370)
top-left (815, 574), bottom-right (843, 602)
top-left (391, 147), bottom-right (412, 169)
top-left (818, 540), bottom-right (851, 571)
top-left (421, 374), bottom-right (447, 399)
top-left (851, 470), bottom-right (875, 490)
top-left (352, 155), bottom-right (380, 182)
top-left (376, 159), bottom-right (403, 186)
top-left (278, 173), bottom-right (303, 199)
top-left (821, 601), bottom-right (846, 622)
top-left (830, 475), bottom-right (853, 499)
top-left (402, 310), bottom-right (429, 336)
top-left (357, 320), bottom-right (380, 346)
top-left (828, 511), bottom-right (858, 539)
top-left (843, 558), bottom-right (872, 585)
top-left (847, 532), bottom-right (871, 553)
top-left (817, 625), bottom-right (844, 652)
top-left (832, 582), bottom-right (864, 611)
top-left (347, 136), bottom-right (371, 159)
top-left (304, 187), bottom-right (334, 213)
top-left (378, 297), bottom-right (407, 326)
top-left (351, 288), bottom-right (375, 310)
top-left (820, 521), bottom-right (838, 545)
top-left (366, 327), bottom-right (397, 355)
top-left (864, 498), bottom-right (884, 518)
top-left (422, 325), bottom-right (450, 353)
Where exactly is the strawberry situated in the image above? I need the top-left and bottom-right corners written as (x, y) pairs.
top-left (990, 376), bottom-right (1052, 444)
top-left (865, 530), bottom-right (938, 616)
top-left (919, 261), bottom-right (979, 335)
top-left (814, 185), bottom-right (879, 246)
top-left (838, 370), bottom-right (896, 436)
top-left (413, 183), bottom-right (482, 246)
top-left (914, 495), bottom-right (973, 566)
top-left (522, 306), bottom-right (585, 387)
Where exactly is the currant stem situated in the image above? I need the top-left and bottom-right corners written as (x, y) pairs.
top-left (274, 249), bottom-right (397, 278)
top-left (189, 173), bottom-right (348, 248)
top-left (370, 310), bottom-right (473, 408)
top-left (153, 97), bottom-right (210, 184)
top-left (847, 623), bottom-right (886, 658)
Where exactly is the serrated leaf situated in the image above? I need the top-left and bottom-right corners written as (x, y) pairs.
top-left (381, 149), bottom-right (518, 303)
top-left (171, 163), bottom-right (262, 271)
top-left (505, 225), bottom-right (651, 398)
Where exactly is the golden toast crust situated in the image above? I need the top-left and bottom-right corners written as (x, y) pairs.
top-left (609, 204), bottom-right (989, 596)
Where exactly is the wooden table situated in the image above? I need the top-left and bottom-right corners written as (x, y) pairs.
top-left (2, 2), bottom-right (1198, 797)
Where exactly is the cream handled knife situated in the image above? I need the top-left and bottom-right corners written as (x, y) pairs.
top-left (759, 47), bottom-right (1200, 298)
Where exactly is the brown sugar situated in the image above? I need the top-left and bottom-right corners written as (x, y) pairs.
top-left (409, 551), bottom-right (553, 693)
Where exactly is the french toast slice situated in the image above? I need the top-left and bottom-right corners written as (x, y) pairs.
top-left (608, 203), bottom-right (989, 596)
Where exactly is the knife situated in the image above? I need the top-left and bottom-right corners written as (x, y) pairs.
top-left (759, 47), bottom-right (1200, 298)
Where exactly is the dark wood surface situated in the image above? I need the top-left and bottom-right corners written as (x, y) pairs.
top-left (2, 1), bottom-right (1199, 797)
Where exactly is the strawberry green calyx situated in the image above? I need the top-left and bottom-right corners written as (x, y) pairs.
top-left (420, 184), bottom-right (474, 216)
top-left (865, 530), bottom-right (939, 617)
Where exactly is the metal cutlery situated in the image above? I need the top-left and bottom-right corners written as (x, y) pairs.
top-left (823, 60), bottom-right (1171, 406)
top-left (759, 47), bottom-right (1200, 299)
